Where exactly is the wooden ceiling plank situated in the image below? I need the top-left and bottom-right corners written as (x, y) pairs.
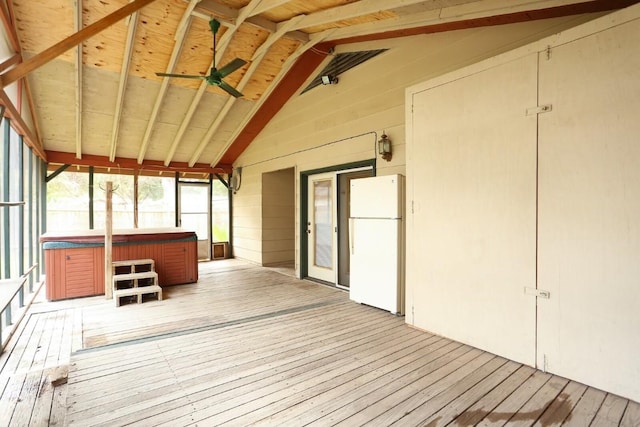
top-left (165, 0), bottom-right (262, 167)
top-left (190, 50), bottom-right (267, 167)
top-left (109, 10), bottom-right (139, 162)
top-left (136, 6), bottom-right (195, 164)
top-left (251, 14), bottom-right (305, 61)
top-left (75, 0), bottom-right (83, 159)
top-left (0, 0), bottom-right (158, 89)
top-left (0, 90), bottom-right (46, 160)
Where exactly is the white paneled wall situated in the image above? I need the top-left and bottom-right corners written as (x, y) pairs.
top-left (406, 5), bottom-right (640, 402)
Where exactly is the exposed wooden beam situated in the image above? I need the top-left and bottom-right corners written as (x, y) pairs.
top-left (46, 150), bottom-right (231, 174)
top-left (75, 0), bottom-right (83, 159)
top-left (136, 5), bottom-right (194, 164)
top-left (109, 10), bottom-right (139, 161)
top-left (0, 0), bottom-right (158, 89)
top-left (0, 90), bottom-right (46, 160)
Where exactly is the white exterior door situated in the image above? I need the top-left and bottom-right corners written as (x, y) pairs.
top-left (307, 172), bottom-right (336, 283)
top-left (407, 53), bottom-right (538, 366)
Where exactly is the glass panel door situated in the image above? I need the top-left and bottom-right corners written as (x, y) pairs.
top-left (307, 172), bottom-right (336, 282)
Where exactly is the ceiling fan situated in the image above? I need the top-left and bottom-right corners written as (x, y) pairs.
top-left (156, 19), bottom-right (247, 98)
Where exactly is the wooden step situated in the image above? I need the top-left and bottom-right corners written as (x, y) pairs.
top-left (114, 285), bottom-right (163, 307)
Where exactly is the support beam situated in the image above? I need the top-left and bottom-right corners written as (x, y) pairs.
top-left (0, 0), bottom-right (158, 88)
top-left (46, 150), bottom-right (231, 175)
top-left (45, 164), bottom-right (70, 183)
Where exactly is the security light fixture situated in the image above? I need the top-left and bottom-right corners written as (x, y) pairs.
top-left (321, 74), bottom-right (338, 85)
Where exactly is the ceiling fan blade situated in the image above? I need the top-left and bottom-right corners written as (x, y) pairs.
top-left (217, 80), bottom-right (244, 98)
top-left (156, 72), bottom-right (205, 80)
top-left (215, 58), bottom-right (247, 78)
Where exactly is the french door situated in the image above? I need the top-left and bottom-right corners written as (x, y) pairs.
top-left (306, 172), bottom-right (336, 283)
top-left (305, 168), bottom-right (374, 286)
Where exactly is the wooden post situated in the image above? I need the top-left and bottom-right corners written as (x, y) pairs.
top-left (105, 181), bottom-right (113, 299)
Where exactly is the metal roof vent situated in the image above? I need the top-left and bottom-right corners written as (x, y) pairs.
top-left (302, 49), bottom-right (387, 93)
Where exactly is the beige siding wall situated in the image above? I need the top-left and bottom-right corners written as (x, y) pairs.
top-left (262, 168), bottom-right (295, 266)
top-left (232, 14), bottom-right (602, 268)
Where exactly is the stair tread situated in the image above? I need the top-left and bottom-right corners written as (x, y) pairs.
top-left (114, 285), bottom-right (162, 297)
top-left (113, 271), bottom-right (158, 281)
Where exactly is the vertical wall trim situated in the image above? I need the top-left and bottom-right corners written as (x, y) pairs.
top-left (17, 135), bottom-right (24, 277)
top-left (2, 118), bottom-right (10, 278)
top-left (174, 172), bottom-right (179, 227)
top-left (88, 166), bottom-right (94, 229)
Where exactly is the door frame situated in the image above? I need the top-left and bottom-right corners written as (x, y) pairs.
top-left (300, 159), bottom-right (376, 283)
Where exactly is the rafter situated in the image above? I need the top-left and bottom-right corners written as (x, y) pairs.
top-left (0, 0), bottom-right (158, 89)
top-left (136, 4), bottom-right (194, 164)
top-left (109, 10), bottom-right (139, 161)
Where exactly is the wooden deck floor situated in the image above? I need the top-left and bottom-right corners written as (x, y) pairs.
top-left (0, 259), bottom-right (638, 426)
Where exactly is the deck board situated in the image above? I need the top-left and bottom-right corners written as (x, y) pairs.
top-left (0, 259), bottom-right (637, 426)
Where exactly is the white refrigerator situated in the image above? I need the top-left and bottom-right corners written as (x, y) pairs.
top-left (349, 174), bottom-right (404, 315)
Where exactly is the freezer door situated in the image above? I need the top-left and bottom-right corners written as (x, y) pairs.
top-left (350, 175), bottom-right (403, 219)
top-left (349, 218), bottom-right (401, 314)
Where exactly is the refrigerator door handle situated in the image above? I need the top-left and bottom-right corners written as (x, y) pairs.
top-left (349, 218), bottom-right (355, 255)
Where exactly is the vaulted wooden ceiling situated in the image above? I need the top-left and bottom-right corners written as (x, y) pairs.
top-left (1, 0), bottom-right (637, 175)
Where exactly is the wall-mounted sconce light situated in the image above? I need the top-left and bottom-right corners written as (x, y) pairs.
top-left (378, 133), bottom-right (392, 161)
top-left (321, 74), bottom-right (338, 85)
